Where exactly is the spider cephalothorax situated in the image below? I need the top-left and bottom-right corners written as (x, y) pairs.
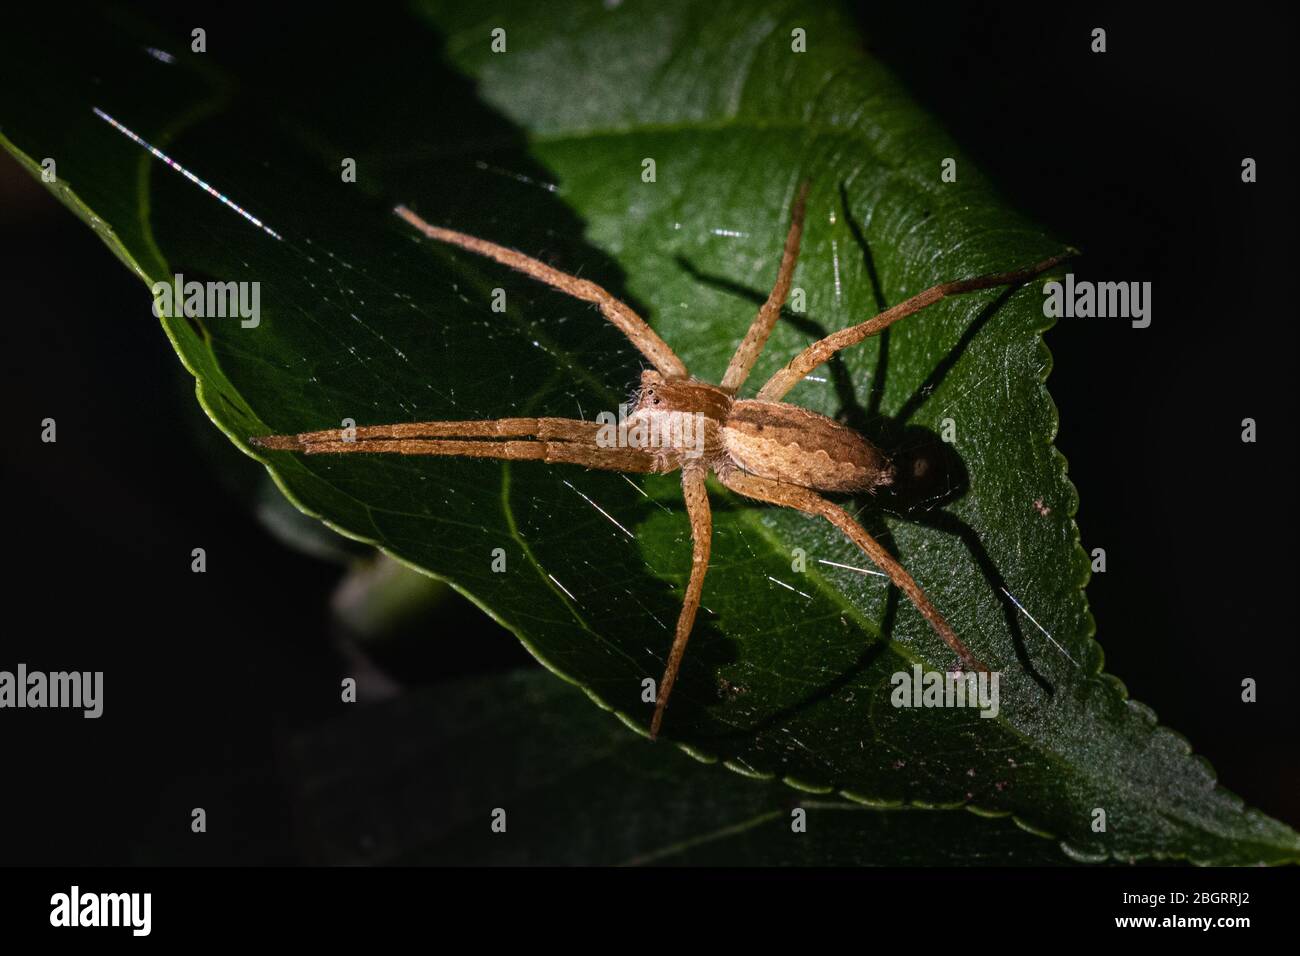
top-left (252, 184), bottom-right (1070, 737)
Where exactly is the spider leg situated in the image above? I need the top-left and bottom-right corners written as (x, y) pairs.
top-left (394, 206), bottom-right (689, 380)
top-left (756, 251), bottom-right (1075, 402)
top-left (252, 416), bottom-right (603, 447)
top-left (250, 417), bottom-right (671, 474)
top-left (717, 468), bottom-right (987, 673)
top-left (719, 181), bottom-right (809, 394)
top-left (651, 460), bottom-right (713, 738)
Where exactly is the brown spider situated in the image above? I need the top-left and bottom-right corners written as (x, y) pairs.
top-left (251, 185), bottom-right (1069, 738)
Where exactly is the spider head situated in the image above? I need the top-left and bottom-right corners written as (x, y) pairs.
top-left (631, 370), bottom-right (731, 421)
top-left (633, 369), bottom-right (665, 410)
top-left (631, 368), bottom-right (686, 416)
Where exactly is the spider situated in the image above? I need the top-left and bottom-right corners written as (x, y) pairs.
top-left (251, 184), bottom-right (1069, 738)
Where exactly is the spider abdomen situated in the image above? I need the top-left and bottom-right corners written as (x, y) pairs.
top-left (723, 400), bottom-right (894, 493)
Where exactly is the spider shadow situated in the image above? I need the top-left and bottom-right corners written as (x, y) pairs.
top-left (673, 192), bottom-right (1052, 737)
top-left (830, 184), bottom-right (1050, 695)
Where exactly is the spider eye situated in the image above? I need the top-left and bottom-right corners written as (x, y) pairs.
top-left (653, 397), bottom-right (660, 405)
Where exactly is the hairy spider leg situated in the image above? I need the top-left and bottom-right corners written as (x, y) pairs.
top-left (250, 417), bottom-right (668, 474)
top-left (719, 468), bottom-right (987, 673)
top-left (757, 251), bottom-right (1076, 402)
top-left (650, 461), bottom-right (713, 738)
top-left (720, 181), bottom-right (809, 393)
top-left (394, 205), bottom-right (689, 380)
top-left (253, 416), bottom-right (603, 446)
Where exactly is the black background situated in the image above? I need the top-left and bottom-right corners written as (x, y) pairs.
top-left (1, 2), bottom-right (1295, 867)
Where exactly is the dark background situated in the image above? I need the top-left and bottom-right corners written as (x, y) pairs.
top-left (1, 4), bottom-right (1295, 864)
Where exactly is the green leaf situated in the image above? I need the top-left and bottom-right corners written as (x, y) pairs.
top-left (1, 1), bottom-right (1294, 865)
top-left (288, 668), bottom-right (1080, 865)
